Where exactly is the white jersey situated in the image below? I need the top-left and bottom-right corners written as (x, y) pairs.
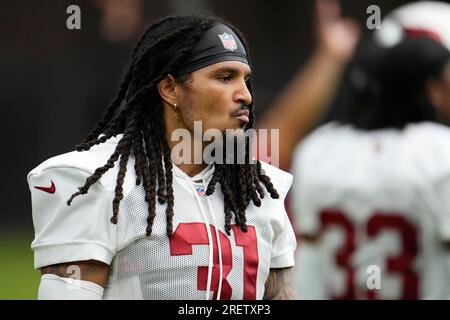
top-left (27, 135), bottom-right (296, 300)
top-left (291, 122), bottom-right (450, 300)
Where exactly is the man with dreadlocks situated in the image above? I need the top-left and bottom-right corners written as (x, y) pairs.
top-left (27, 13), bottom-right (297, 300)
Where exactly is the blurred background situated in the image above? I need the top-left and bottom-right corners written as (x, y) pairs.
top-left (0, 0), bottom-right (425, 299)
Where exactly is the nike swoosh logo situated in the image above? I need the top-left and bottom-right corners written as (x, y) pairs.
top-left (34, 180), bottom-right (56, 194)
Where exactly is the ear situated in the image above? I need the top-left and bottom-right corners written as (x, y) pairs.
top-left (157, 74), bottom-right (178, 106)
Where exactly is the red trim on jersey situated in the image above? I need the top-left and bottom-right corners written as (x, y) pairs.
top-left (232, 225), bottom-right (259, 300)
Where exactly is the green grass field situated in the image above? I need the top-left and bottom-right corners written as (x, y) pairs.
top-left (0, 230), bottom-right (40, 299)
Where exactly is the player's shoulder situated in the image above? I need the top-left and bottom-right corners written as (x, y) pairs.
top-left (295, 122), bottom-right (353, 152)
top-left (259, 160), bottom-right (293, 199)
top-left (305, 121), bottom-right (353, 138)
top-left (27, 135), bottom-right (126, 190)
top-left (292, 122), bottom-right (354, 166)
top-left (405, 122), bottom-right (450, 156)
top-left (405, 122), bottom-right (450, 175)
top-left (406, 121), bottom-right (450, 140)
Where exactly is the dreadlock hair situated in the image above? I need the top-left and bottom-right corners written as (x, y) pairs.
top-left (67, 13), bottom-right (279, 237)
top-left (325, 36), bottom-right (450, 130)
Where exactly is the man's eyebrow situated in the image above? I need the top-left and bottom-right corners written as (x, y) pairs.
top-left (211, 67), bottom-right (252, 78)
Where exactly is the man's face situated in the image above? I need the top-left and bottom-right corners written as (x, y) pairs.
top-left (175, 60), bottom-right (253, 133)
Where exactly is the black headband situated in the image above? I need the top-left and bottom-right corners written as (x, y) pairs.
top-left (173, 23), bottom-right (249, 76)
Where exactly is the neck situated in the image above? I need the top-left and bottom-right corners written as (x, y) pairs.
top-left (164, 103), bottom-right (208, 177)
top-left (175, 162), bottom-right (208, 177)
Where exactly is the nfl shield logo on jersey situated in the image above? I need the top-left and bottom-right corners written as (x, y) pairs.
top-left (218, 33), bottom-right (238, 51)
top-left (195, 186), bottom-right (206, 197)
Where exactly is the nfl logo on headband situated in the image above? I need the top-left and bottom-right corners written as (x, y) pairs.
top-left (218, 33), bottom-right (238, 51)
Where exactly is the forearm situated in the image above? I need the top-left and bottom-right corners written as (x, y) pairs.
top-left (40, 260), bottom-right (110, 287)
top-left (39, 260), bottom-right (110, 300)
top-left (263, 267), bottom-right (299, 300)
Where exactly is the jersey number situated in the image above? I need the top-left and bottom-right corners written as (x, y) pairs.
top-left (319, 209), bottom-right (418, 299)
top-left (169, 222), bottom-right (259, 300)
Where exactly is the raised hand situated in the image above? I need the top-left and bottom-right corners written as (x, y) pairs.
top-left (315, 0), bottom-right (361, 61)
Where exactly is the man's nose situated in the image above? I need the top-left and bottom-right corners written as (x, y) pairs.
top-left (234, 80), bottom-right (252, 106)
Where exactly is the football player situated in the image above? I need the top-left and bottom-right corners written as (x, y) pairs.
top-left (292, 1), bottom-right (450, 299)
top-left (28, 14), bottom-right (297, 300)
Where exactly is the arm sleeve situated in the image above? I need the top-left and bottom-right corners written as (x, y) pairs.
top-left (38, 274), bottom-right (104, 300)
top-left (29, 167), bottom-right (117, 269)
top-left (270, 209), bottom-right (297, 268)
top-left (267, 167), bottom-right (297, 268)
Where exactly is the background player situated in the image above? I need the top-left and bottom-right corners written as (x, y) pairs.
top-left (292, 1), bottom-right (450, 299)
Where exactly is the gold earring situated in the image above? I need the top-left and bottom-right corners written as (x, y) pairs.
top-left (172, 103), bottom-right (180, 120)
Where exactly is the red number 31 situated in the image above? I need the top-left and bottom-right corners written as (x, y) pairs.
top-left (169, 223), bottom-right (259, 300)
